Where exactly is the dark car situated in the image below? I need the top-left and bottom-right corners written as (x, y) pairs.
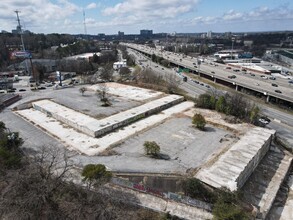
top-left (211, 71), bottom-right (215, 74)
top-left (271, 83), bottom-right (278, 87)
top-left (228, 75), bottom-right (236, 79)
top-left (275, 90), bottom-right (282, 93)
top-left (183, 76), bottom-right (187, 82)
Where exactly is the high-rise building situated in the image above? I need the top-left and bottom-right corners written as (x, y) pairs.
top-left (207, 31), bottom-right (212, 38)
top-left (140, 29), bottom-right (153, 36)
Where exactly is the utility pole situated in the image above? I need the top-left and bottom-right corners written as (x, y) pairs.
top-left (15, 10), bottom-right (29, 75)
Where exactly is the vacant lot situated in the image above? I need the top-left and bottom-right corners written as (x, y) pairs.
top-left (2, 82), bottom-right (237, 174)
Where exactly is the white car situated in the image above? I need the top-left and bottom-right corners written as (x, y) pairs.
top-left (259, 117), bottom-right (270, 124)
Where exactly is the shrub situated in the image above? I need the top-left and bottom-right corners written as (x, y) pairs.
top-left (82, 164), bottom-right (112, 188)
top-left (192, 113), bottom-right (206, 130)
top-left (144, 141), bottom-right (160, 157)
top-left (183, 178), bottom-right (215, 203)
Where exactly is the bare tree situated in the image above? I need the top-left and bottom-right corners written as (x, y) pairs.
top-left (0, 145), bottom-right (73, 219)
top-left (79, 87), bottom-right (87, 96)
top-left (96, 84), bottom-right (111, 106)
top-left (166, 73), bottom-right (180, 94)
top-left (100, 64), bottom-right (114, 82)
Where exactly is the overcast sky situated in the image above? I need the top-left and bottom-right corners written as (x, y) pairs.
top-left (1, 0), bottom-right (293, 35)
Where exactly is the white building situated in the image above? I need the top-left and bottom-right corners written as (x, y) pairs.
top-left (113, 60), bottom-right (127, 70)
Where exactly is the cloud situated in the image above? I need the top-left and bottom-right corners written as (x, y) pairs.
top-left (103, 0), bottom-right (200, 18)
top-left (1, 0), bottom-right (292, 34)
top-left (0, 0), bottom-right (80, 33)
top-left (86, 3), bottom-right (97, 10)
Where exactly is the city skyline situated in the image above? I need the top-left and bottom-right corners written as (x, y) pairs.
top-left (1, 0), bottom-right (293, 35)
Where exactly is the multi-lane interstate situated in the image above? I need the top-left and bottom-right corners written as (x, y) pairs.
top-left (125, 43), bottom-right (293, 105)
top-left (124, 44), bottom-right (293, 147)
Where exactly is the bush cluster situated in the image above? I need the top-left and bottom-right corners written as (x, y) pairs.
top-left (183, 178), bottom-right (250, 220)
top-left (195, 93), bottom-right (259, 123)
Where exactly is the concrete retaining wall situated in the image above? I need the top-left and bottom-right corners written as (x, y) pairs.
top-left (196, 127), bottom-right (276, 191)
top-left (236, 132), bottom-right (274, 189)
top-left (32, 95), bottom-right (184, 138)
top-left (102, 184), bottom-right (213, 220)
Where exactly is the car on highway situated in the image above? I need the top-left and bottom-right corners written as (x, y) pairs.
top-left (275, 90), bottom-right (282, 93)
top-left (259, 116), bottom-right (271, 125)
top-left (271, 83), bottom-right (278, 87)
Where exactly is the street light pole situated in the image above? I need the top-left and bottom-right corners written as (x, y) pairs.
top-left (231, 37), bottom-right (235, 60)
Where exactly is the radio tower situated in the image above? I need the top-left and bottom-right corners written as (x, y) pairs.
top-left (83, 10), bottom-right (87, 39)
top-left (15, 10), bottom-right (29, 74)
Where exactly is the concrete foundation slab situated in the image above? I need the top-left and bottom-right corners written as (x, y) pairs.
top-left (32, 94), bottom-right (184, 137)
top-left (88, 82), bottom-right (163, 101)
top-left (16, 101), bottom-right (194, 156)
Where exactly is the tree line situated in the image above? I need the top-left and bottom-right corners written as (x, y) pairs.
top-left (195, 93), bottom-right (260, 124)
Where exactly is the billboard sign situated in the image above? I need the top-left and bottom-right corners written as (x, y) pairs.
top-left (11, 51), bottom-right (32, 59)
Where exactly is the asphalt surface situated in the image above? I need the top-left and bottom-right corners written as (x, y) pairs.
top-left (127, 46), bottom-right (293, 148)
top-left (125, 43), bottom-right (293, 103)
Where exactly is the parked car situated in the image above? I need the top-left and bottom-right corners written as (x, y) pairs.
top-left (271, 83), bottom-right (278, 87)
top-left (275, 90), bottom-right (282, 93)
top-left (269, 76), bottom-right (276, 80)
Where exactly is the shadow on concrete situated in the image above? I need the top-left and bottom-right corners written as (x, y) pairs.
top-left (204, 126), bottom-right (216, 132)
top-left (241, 144), bottom-right (291, 219)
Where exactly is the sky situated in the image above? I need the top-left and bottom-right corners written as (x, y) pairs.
top-left (1, 0), bottom-right (293, 35)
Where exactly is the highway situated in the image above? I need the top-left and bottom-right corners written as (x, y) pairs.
top-left (128, 48), bottom-right (208, 97)
top-left (125, 44), bottom-right (293, 147)
top-left (124, 43), bottom-right (293, 104)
